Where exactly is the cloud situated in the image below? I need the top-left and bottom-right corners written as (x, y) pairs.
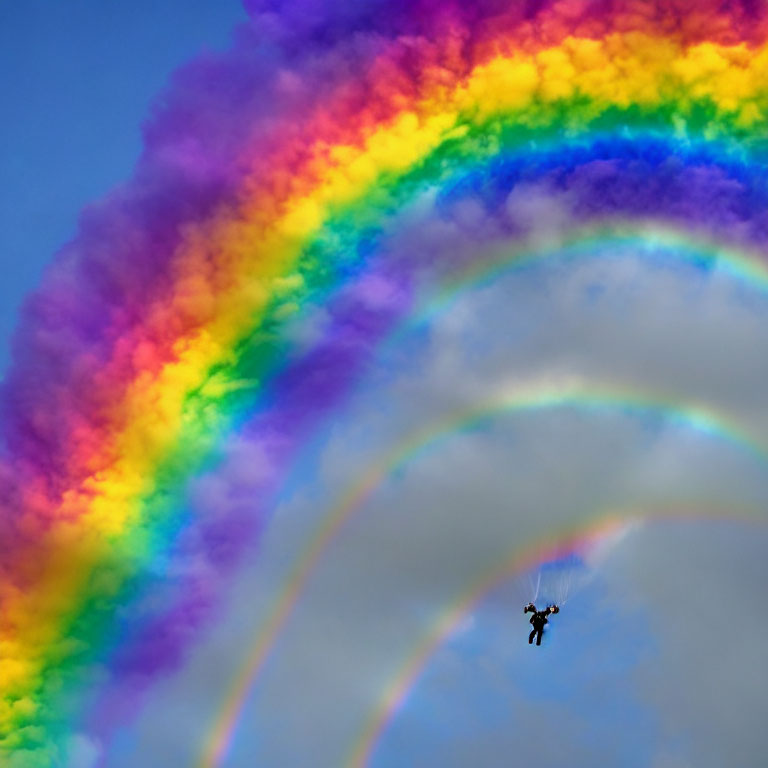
top-left (604, 522), bottom-right (768, 768)
top-left (113, 233), bottom-right (768, 765)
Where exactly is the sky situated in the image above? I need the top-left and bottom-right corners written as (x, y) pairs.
top-left (1, 3), bottom-right (768, 768)
top-left (0, 0), bottom-right (246, 374)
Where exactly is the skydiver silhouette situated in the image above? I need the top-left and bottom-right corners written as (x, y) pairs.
top-left (523, 602), bottom-right (559, 646)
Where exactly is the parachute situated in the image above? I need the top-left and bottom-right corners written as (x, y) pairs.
top-left (526, 553), bottom-right (588, 608)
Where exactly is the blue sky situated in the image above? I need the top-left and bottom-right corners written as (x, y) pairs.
top-left (0, 0), bottom-right (246, 374)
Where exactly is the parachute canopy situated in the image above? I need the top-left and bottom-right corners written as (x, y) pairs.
top-left (526, 553), bottom-right (587, 608)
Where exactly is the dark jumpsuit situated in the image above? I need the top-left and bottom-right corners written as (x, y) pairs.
top-left (528, 610), bottom-right (549, 645)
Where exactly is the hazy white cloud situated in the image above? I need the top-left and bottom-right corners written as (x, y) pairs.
top-left (113, 201), bottom-right (768, 766)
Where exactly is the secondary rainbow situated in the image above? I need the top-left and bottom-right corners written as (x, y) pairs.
top-left (198, 379), bottom-right (767, 767)
top-left (344, 501), bottom-right (768, 768)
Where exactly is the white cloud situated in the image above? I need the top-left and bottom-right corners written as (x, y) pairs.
top-left (112, 200), bottom-right (768, 766)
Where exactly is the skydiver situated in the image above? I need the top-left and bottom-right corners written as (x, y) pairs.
top-left (523, 602), bottom-right (559, 646)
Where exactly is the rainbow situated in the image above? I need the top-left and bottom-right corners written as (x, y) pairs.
top-left (198, 381), bottom-right (766, 767)
top-left (414, 220), bottom-right (768, 321)
top-left (3, 0), bottom-right (768, 762)
top-left (344, 503), bottom-right (768, 768)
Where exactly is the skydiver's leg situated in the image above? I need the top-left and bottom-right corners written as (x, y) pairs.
top-left (529, 629), bottom-right (536, 644)
top-left (536, 628), bottom-right (542, 645)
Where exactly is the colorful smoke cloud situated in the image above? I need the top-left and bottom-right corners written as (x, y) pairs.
top-left (3, 1), bottom-right (768, 764)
